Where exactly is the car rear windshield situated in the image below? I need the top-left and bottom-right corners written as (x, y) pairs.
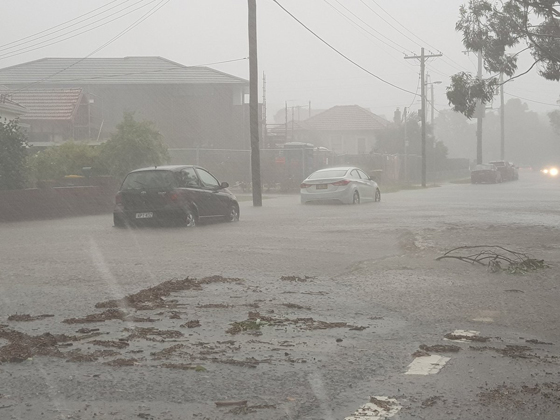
top-left (490, 161), bottom-right (505, 167)
top-left (121, 170), bottom-right (176, 190)
top-left (308, 169), bottom-right (348, 179)
top-left (475, 165), bottom-right (493, 170)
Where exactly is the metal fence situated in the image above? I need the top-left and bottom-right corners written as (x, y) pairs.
top-left (168, 148), bottom-right (468, 190)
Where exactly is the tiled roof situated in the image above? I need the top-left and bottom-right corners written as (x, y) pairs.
top-left (0, 57), bottom-right (248, 85)
top-left (300, 105), bottom-right (389, 131)
top-left (5, 89), bottom-right (83, 120)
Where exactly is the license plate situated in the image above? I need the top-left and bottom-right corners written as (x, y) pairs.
top-left (136, 212), bottom-right (153, 219)
top-left (316, 184), bottom-right (328, 190)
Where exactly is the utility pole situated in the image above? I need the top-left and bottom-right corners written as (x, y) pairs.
top-left (403, 107), bottom-right (408, 183)
top-left (248, 0), bottom-right (262, 206)
top-left (284, 101), bottom-right (288, 142)
top-left (476, 50), bottom-right (483, 165)
top-left (500, 72), bottom-right (505, 160)
top-left (309, 101), bottom-right (311, 119)
top-left (262, 71), bottom-right (266, 150)
top-left (405, 48), bottom-right (442, 187)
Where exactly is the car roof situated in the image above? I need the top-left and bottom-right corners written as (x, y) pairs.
top-left (129, 165), bottom-right (199, 173)
top-left (315, 166), bottom-right (354, 172)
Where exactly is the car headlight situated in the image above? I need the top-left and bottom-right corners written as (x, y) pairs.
top-left (542, 169), bottom-right (549, 174)
top-left (550, 167), bottom-right (559, 176)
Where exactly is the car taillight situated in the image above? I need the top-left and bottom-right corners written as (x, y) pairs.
top-left (301, 183), bottom-right (313, 189)
top-left (115, 192), bottom-right (122, 205)
top-left (167, 192), bottom-right (179, 201)
top-left (332, 179), bottom-right (351, 186)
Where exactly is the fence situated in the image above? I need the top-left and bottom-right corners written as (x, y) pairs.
top-left (168, 148), bottom-right (469, 189)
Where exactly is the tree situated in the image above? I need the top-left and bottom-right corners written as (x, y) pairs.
top-left (0, 118), bottom-right (28, 190)
top-left (447, 0), bottom-right (560, 117)
top-left (28, 141), bottom-right (99, 181)
top-left (98, 112), bottom-right (169, 177)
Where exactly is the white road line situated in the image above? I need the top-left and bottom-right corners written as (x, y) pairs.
top-left (444, 329), bottom-right (480, 342)
top-left (405, 354), bottom-right (450, 375)
top-left (345, 397), bottom-right (401, 420)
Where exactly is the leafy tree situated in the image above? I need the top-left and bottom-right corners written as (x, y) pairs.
top-left (0, 118), bottom-right (28, 190)
top-left (28, 141), bottom-right (99, 181)
top-left (98, 112), bottom-right (169, 178)
top-left (448, 0), bottom-right (560, 117)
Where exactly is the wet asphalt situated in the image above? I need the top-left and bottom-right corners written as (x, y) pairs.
top-left (0, 170), bottom-right (559, 419)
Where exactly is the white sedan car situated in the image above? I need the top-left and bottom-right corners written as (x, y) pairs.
top-left (300, 166), bottom-right (381, 204)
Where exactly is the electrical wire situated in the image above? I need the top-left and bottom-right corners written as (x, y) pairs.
top-left (504, 92), bottom-right (560, 107)
top-left (328, 0), bottom-right (413, 55)
top-left (271, 0), bottom-right (417, 96)
top-left (365, 0), bottom-right (470, 74)
top-left (0, 0), bottom-right (159, 60)
top-left (407, 73), bottom-right (421, 109)
top-left (0, 0), bottom-right (125, 51)
top-left (0, 0), bottom-right (133, 53)
top-left (14, 0), bottom-right (172, 92)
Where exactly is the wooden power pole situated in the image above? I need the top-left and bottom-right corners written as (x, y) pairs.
top-left (248, 0), bottom-right (262, 206)
top-left (405, 48), bottom-right (442, 187)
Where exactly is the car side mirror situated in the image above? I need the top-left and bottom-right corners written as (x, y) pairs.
top-left (220, 181), bottom-right (229, 189)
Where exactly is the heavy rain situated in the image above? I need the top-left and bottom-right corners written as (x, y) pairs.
top-left (1, 1), bottom-right (560, 419)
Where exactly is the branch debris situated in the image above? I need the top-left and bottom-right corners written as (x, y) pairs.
top-left (436, 246), bottom-right (549, 274)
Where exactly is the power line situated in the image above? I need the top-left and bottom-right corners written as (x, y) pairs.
top-left (272, 0), bottom-right (417, 96)
top-left (366, 0), bottom-right (469, 74)
top-left (0, 0), bottom-right (158, 61)
top-left (0, 0), bottom-right (125, 51)
top-left (505, 92), bottom-right (560, 107)
top-left (15, 0), bottom-right (172, 92)
top-left (327, 0), bottom-right (413, 55)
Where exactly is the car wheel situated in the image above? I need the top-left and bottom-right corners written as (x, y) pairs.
top-left (374, 188), bottom-right (381, 202)
top-left (352, 191), bottom-right (360, 204)
top-left (183, 207), bottom-right (197, 227)
top-left (225, 204), bottom-right (240, 222)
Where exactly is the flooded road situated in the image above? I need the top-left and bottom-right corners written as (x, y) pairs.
top-left (1, 171), bottom-right (559, 419)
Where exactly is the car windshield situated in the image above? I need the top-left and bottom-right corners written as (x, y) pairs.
top-left (475, 164), bottom-right (493, 170)
top-left (121, 170), bottom-right (176, 190)
top-left (308, 169), bottom-right (348, 179)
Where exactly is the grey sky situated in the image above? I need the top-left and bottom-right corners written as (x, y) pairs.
top-left (1, 0), bottom-right (559, 120)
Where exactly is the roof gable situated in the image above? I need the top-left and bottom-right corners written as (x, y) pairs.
top-left (301, 105), bottom-right (389, 132)
top-left (4, 89), bottom-right (83, 120)
top-left (0, 57), bottom-right (248, 86)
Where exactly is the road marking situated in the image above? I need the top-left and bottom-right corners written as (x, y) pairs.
top-left (405, 354), bottom-right (450, 375)
top-left (444, 329), bottom-right (480, 342)
top-left (345, 396), bottom-right (401, 420)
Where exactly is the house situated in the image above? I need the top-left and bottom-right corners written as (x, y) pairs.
top-left (0, 57), bottom-right (249, 149)
top-left (295, 105), bottom-right (390, 154)
top-left (3, 89), bottom-right (92, 146)
top-left (0, 93), bottom-right (26, 123)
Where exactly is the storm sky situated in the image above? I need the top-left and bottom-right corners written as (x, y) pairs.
top-left (1, 0), bottom-right (559, 120)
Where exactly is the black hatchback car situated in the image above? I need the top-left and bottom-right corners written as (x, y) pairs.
top-left (113, 165), bottom-right (239, 227)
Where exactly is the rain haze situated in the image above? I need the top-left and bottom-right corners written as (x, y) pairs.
top-left (0, 1), bottom-right (560, 419)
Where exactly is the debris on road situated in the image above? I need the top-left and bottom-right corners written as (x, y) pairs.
top-left (470, 344), bottom-right (537, 359)
top-left (7, 314), bottom-right (54, 322)
top-left (419, 344), bottom-right (461, 353)
top-left (91, 340), bottom-right (129, 349)
top-left (63, 309), bottom-right (158, 324)
top-left (124, 327), bottom-right (183, 341)
top-left (421, 396), bottom-right (443, 408)
top-left (215, 400), bottom-right (248, 408)
top-left (436, 246), bottom-right (549, 274)
top-left (0, 327), bottom-right (73, 362)
top-left (95, 276), bottom-right (243, 310)
top-left (181, 320), bottom-right (201, 328)
top-left (444, 330), bottom-right (490, 342)
top-left (345, 396), bottom-right (402, 420)
top-left (280, 275), bottom-right (314, 282)
top-left (104, 357), bottom-right (139, 367)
